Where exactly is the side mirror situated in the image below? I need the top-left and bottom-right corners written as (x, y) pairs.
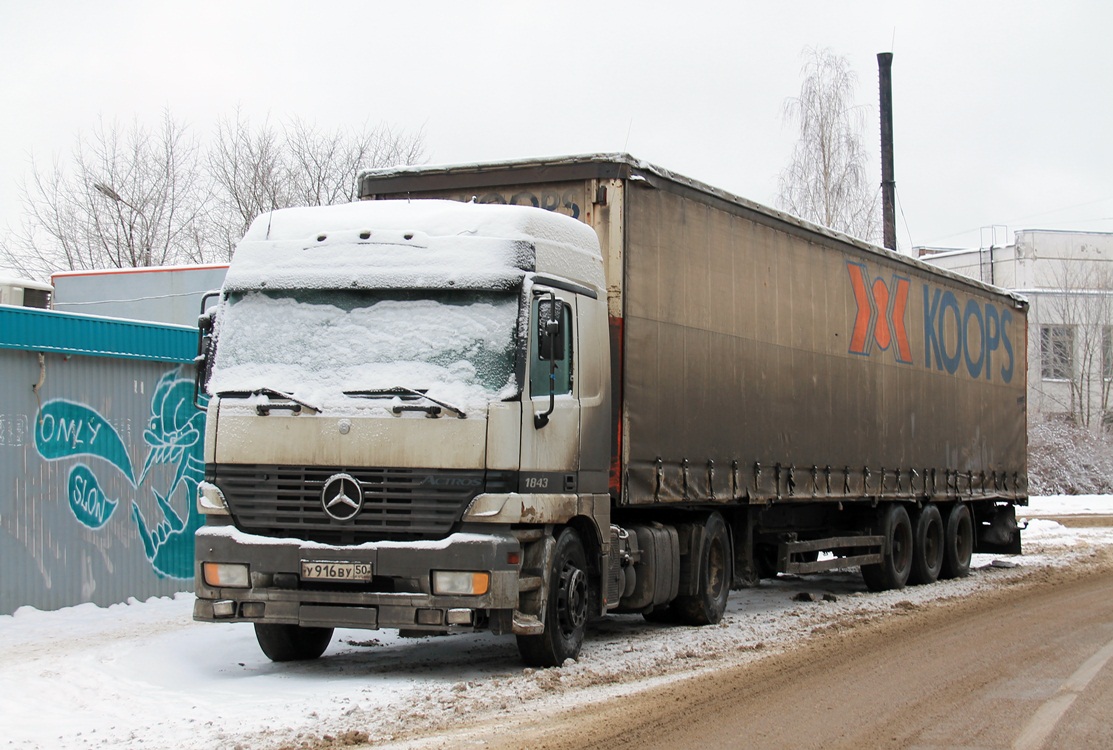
top-left (194, 291), bottom-right (220, 410)
top-left (537, 298), bottom-right (565, 361)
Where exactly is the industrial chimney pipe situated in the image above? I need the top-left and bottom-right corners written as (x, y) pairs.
top-left (878, 52), bottom-right (896, 252)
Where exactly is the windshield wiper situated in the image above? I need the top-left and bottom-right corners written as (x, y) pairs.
top-left (216, 388), bottom-right (322, 416)
top-left (344, 387), bottom-right (467, 419)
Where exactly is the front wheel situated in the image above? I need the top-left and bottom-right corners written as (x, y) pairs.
top-left (254, 623), bottom-right (334, 662)
top-left (517, 528), bottom-right (590, 667)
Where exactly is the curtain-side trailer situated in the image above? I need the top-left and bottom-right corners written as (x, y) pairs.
top-left (193, 154), bottom-right (1026, 667)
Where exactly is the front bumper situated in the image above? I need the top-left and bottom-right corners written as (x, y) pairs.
top-left (193, 525), bottom-right (521, 633)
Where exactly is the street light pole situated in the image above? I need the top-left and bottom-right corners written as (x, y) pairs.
top-left (93, 182), bottom-right (152, 266)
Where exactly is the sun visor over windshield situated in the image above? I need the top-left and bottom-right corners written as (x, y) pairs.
top-left (223, 233), bottom-right (535, 292)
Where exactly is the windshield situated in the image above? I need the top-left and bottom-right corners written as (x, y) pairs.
top-left (209, 289), bottom-right (519, 409)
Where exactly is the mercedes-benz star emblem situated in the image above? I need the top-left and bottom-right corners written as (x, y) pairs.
top-left (321, 473), bottom-right (363, 522)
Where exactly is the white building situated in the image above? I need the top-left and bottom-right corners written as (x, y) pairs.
top-left (921, 230), bottom-right (1113, 430)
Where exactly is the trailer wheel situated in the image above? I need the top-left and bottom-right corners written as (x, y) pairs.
top-left (908, 504), bottom-right (945, 585)
top-left (861, 504), bottom-right (913, 592)
top-left (517, 528), bottom-right (589, 667)
top-left (940, 503), bottom-right (974, 579)
top-left (254, 623), bottom-right (334, 662)
top-left (674, 513), bottom-right (732, 625)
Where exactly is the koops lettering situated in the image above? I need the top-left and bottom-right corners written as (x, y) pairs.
top-left (846, 261), bottom-right (1016, 384)
top-left (923, 286), bottom-right (1015, 383)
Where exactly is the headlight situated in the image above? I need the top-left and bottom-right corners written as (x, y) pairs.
top-left (432, 570), bottom-right (490, 596)
top-left (202, 562), bottom-right (249, 588)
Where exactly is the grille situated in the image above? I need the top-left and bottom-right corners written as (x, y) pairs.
top-left (211, 464), bottom-right (516, 544)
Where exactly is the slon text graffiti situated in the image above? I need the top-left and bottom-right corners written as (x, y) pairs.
top-left (847, 261), bottom-right (1016, 383)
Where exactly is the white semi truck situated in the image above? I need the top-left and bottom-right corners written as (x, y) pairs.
top-left (193, 155), bottom-right (1026, 667)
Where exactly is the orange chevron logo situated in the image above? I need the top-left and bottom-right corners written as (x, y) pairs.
top-left (847, 261), bottom-right (912, 364)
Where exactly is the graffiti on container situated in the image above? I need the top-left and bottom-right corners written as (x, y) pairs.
top-left (67, 463), bottom-right (118, 529)
top-left (36, 401), bottom-right (135, 480)
top-left (131, 372), bottom-right (206, 579)
top-left (0, 414), bottom-right (29, 447)
top-left (34, 368), bottom-right (205, 579)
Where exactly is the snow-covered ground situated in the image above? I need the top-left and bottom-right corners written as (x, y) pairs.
top-left (3, 496), bottom-right (1111, 750)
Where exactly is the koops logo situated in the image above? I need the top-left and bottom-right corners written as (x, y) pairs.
top-left (846, 260), bottom-right (1017, 384)
top-left (923, 287), bottom-right (1015, 383)
top-left (846, 262), bottom-right (912, 364)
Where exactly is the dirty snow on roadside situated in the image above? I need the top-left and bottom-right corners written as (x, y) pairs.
top-left (3, 496), bottom-right (1111, 750)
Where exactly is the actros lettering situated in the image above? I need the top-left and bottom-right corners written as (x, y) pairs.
top-left (847, 262), bottom-right (913, 364)
top-left (420, 476), bottom-right (481, 488)
top-left (923, 287), bottom-right (1015, 383)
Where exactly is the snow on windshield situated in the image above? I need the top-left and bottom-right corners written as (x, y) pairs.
top-left (208, 289), bottom-right (519, 409)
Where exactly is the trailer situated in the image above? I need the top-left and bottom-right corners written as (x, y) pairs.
top-left (193, 154), bottom-right (1026, 667)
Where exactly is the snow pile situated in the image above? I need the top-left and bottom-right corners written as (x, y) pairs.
top-left (1028, 420), bottom-right (1113, 495)
top-left (1022, 493), bottom-right (1113, 516)
top-left (3, 498), bottom-right (1113, 750)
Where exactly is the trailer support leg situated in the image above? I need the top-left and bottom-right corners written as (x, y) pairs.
top-left (731, 511), bottom-right (759, 588)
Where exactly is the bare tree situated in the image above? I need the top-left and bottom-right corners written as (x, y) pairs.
top-left (2, 111), bottom-right (208, 279)
top-left (777, 47), bottom-right (880, 243)
top-left (206, 113), bottom-right (426, 259)
top-left (4, 109), bottom-right (427, 277)
top-left (286, 118), bottom-right (425, 207)
top-left (1038, 260), bottom-right (1113, 428)
top-left (205, 110), bottom-right (291, 260)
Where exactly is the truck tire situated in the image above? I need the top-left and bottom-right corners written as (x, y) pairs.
top-left (673, 513), bottom-right (732, 625)
top-left (908, 504), bottom-right (945, 585)
top-left (516, 528), bottom-right (589, 667)
top-left (254, 623), bottom-right (334, 662)
top-left (861, 504), bottom-right (913, 592)
top-left (940, 503), bottom-right (974, 579)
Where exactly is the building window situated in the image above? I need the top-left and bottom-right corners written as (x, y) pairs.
top-left (1041, 325), bottom-right (1074, 380)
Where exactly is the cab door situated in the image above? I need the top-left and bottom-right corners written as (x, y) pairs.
top-left (519, 288), bottom-right (580, 492)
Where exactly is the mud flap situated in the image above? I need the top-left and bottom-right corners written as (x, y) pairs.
top-left (513, 533), bottom-right (555, 635)
top-left (976, 504), bottom-right (1022, 555)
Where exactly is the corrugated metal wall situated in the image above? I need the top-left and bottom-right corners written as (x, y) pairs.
top-left (0, 307), bottom-right (201, 614)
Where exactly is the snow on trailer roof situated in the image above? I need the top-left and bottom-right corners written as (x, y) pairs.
top-left (50, 263), bottom-right (230, 279)
top-left (361, 153), bottom-right (1029, 310)
top-left (223, 199), bottom-right (605, 293)
top-left (0, 275), bottom-right (53, 291)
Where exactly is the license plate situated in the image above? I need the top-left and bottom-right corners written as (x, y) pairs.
top-left (300, 560), bottom-right (373, 582)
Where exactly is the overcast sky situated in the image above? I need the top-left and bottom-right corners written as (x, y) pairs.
top-left (2, 1), bottom-right (1111, 275)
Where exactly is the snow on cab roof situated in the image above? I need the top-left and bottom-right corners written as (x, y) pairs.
top-left (245, 198), bottom-right (597, 248)
top-left (226, 199), bottom-right (604, 294)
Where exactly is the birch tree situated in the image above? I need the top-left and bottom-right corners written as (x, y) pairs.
top-left (777, 47), bottom-right (880, 243)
